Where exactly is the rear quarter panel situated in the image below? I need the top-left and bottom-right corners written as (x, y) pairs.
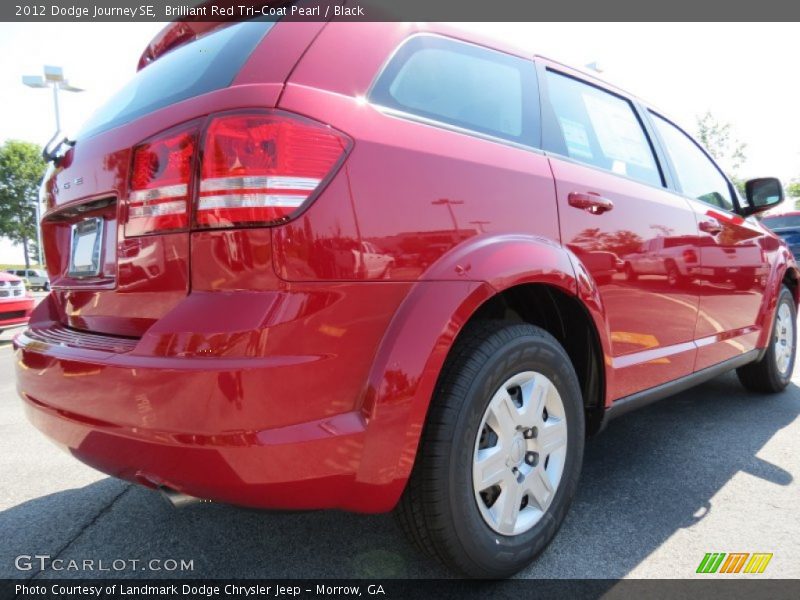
top-left (274, 23), bottom-right (561, 282)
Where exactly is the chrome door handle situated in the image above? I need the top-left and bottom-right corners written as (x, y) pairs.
top-left (568, 192), bottom-right (614, 215)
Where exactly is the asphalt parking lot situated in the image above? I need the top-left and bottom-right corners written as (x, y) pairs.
top-left (1, 302), bottom-right (799, 580)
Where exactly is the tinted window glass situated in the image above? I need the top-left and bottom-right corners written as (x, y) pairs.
top-left (370, 36), bottom-right (538, 145)
top-left (762, 215), bottom-right (800, 229)
top-left (545, 71), bottom-right (661, 187)
top-left (79, 21), bottom-right (274, 139)
top-left (651, 114), bottom-right (734, 211)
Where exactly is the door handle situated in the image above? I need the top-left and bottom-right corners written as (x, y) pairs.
top-left (568, 192), bottom-right (614, 215)
top-left (699, 219), bottom-right (723, 235)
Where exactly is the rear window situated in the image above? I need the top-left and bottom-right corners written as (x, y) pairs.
top-left (762, 215), bottom-right (800, 229)
top-left (79, 21), bottom-right (274, 139)
top-left (369, 35), bottom-right (539, 146)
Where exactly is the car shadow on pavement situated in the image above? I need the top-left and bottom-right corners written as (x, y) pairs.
top-left (1, 372), bottom-right (798, 579)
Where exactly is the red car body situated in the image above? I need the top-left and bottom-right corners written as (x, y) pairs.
top-left (14, 22), bottom-right (798, 513)
top-left (0, 271), bottom-right (34, 331)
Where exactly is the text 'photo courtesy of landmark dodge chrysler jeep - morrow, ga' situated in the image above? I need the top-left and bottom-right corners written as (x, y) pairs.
top-left (14, 21), bottom-right (798, 578)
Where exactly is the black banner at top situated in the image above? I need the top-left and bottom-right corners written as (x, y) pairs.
top-left (4, 0), bottom-right (800, 22)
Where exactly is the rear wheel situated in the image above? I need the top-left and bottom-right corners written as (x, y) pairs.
top-left (736, 286), bottom-right (796, 393)
top-left (624, 263), bottom-right (637, 282)
top-left (396, 321), bottom-right (584, 578)
top-left (666, 262), bottom-right (682, 287)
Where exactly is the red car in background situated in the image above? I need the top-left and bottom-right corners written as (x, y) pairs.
top-left (13, 21), bottom-right (799, 578)
top-left (0, 271), bottom-right (33, 332)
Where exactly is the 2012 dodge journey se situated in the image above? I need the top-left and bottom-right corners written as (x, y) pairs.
top-left (15, 20), bottom-right (798, 578)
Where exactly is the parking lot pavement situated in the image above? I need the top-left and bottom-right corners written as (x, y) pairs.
top-left (1, 320), bottom-right (799, 580)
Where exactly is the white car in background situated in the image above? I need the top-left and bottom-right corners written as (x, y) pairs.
top-left (5, 269), bottom-right (49, 291)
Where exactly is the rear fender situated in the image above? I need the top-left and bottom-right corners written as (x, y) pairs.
top-left (756, 246), bottom-right (800, 349)
top-left (354, 234), bottom-right (612, 509)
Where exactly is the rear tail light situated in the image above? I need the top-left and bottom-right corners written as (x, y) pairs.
top-left (126, 124), bottom-right (198, 237)
top-left (124, 112), bottom-right (350, 237)
top-left (196, 112), bottom-right (351, 228)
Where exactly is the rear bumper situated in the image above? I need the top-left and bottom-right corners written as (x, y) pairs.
top-left (0, 297), bottom-right (34, 329)
top-left (20, 386), bottom-right (368, 510)
top-left (14, 284), bottom-right (412, 512)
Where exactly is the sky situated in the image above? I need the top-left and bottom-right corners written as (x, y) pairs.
top-left (1, 22), bottom-right (798, 263)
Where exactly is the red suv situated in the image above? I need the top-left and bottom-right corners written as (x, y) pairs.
top-left (15, 22), bottom-right (798, 578)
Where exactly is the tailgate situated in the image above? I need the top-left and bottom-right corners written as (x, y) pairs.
top-left (38, 21), bottom-right (323, 338)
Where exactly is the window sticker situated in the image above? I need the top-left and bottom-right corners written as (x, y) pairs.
top-left (558, 117), bottom-right (593, 160)
top-left (611, 160), bottom-right (627, 176)
top-left (582, 93), bottom-right (654, 169)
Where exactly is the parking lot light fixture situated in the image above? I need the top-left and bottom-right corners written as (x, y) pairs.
top-left (22, 65), bottom-right (84, 133)
top-left (22, 65), bottom-right (84, 266)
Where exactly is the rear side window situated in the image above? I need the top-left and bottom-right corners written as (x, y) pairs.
top-left (544, 70), bottom-right (662, 188)
top-left (370, 35), bottom-right (539, 146)
top-left (650, 114), bottom-right (734, 211)
top-left (79, 21), bottom-right (274, 139)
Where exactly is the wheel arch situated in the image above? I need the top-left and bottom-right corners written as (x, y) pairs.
top-left (354, 235), bottom-right (611, 510)
top-left (756, 250), bottom-right (800, 349)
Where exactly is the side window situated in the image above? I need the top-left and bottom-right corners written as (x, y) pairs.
top-left (544, 70), bottom-right (662, 188)
top-left (650, 114), bottom-right (734, 211)
top-left (370, 35), bottom-right (538, 146)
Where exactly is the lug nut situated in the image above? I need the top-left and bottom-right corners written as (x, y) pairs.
top-left (525, 451), bottom-right (539, 466)
top-left (524, 427), bottom-right (537, 439)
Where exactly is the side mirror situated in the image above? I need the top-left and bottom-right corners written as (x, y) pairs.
top-left (741, 177), bottom-right (784, 216)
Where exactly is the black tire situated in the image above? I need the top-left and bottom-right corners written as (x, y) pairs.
top-left (736, 286), bottom-right (796, 393)
top-left (395, 321), bottom-right (585, 578)
top-left (666, 262), bottom-right (682, 287)
top-left (624, 263), bottom-right (637, 282)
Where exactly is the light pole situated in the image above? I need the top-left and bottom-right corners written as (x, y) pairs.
top-left (469, 220), bottom-right (491, 234)
top-left (22, 66), bottom-right (84, 266)
top-left (23, 65), bottom-right (84, 132)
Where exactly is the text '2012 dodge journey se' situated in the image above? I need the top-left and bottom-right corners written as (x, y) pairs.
top-left (15, 21), bottom-right (798, 578)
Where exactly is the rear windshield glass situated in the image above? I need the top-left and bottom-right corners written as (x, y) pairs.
top-left (762, 215), bottom-right (800, 229)
top-left (78, 21), bottom-right (274, 139)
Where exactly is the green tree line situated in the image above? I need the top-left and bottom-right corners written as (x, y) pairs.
top-left (0, 140), bottom-right (46, 268)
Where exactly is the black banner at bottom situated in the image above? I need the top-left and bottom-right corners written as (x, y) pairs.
top-left (3, 579), bottom-right (800, 600)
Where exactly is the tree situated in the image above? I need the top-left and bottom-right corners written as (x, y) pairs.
top-left (786, 180), bottom-right (800, 210)
top-left (0, 140), bottom-right (46, 268)
top-left (695, 112), bottom-right (747, 195)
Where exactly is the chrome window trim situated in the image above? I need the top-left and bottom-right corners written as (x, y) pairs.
top-left (370, 103), bottom-right (544, 155)
top-left (544, 150), bottom-right (675, 195)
